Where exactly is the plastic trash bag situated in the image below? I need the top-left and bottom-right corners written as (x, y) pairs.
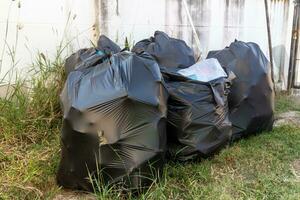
top-left (207, 40), bottom-right (275, 140)
top-left (64, 35), bottom-right (121, 75)
top-left (162, 68), bottom-right (232, 161)
top-left (132, 31), bottom-right (196, 68)
top-left (97, 35), bottom-right (121, 54)
top-left (57, 51), bottom-right (168, 192)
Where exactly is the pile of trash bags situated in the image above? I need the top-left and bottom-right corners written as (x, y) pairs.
top-left (57, 31), bottom-right (274, 192)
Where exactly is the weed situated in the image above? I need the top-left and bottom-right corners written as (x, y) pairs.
top-left (0, 38), bottom-right (66, 200)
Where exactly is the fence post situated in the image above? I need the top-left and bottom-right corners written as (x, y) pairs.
top-left (288, 0), bottom-right (300, 91)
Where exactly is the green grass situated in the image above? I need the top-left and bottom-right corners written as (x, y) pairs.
top-left (0, 59), bottom-right (300, 199)
top-left (144, 125), bottom-right (300, 199)
top-left (0, 52), bottom-right (64, 199)
top-left (275, 92), bottom-right (300, 114)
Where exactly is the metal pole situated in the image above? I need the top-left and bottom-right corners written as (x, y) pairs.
top-left (93, 0), bottom-right (100, 43)
top-left (264, 0), bottom-right (276, 92)
top-left (288, 0), bottom-right (300, 91)
top-left (183, 0), bottom-right (202, 59)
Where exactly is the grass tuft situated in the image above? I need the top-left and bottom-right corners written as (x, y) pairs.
top-left (0, 48), bottom-right (65, 199)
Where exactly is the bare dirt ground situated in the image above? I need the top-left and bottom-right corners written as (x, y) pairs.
top-left (53, 190), bottom-right (96, 200)
top-left (274, 111), bottom-right (300, 127)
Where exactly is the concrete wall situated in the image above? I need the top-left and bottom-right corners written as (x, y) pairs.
top-left (0, 0), bottom-right (295, 88)
top-left (0, 0), bottom-right (96, 84)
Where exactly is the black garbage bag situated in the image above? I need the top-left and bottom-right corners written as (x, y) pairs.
top-left (132, 31), bottom-right (195, 68)
top-left (57, 51), bottom-right (168, 192)
top-left (97, 35), bottom-right (122, 54)
top-left (64, 35), bottom-right (121, 75)
top-left (207, 40), bottom-right (275, 140)
top-left (162, 68), bottom-right (232, 161)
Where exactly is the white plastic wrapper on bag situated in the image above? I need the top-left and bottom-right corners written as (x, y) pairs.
top-left (178, 58), bottom-right (227, 82)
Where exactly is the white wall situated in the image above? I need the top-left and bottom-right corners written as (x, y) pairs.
top-left (0, 0), bottom-right (95, 83)
top-left (0, 0), bottom-right (295, 89)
